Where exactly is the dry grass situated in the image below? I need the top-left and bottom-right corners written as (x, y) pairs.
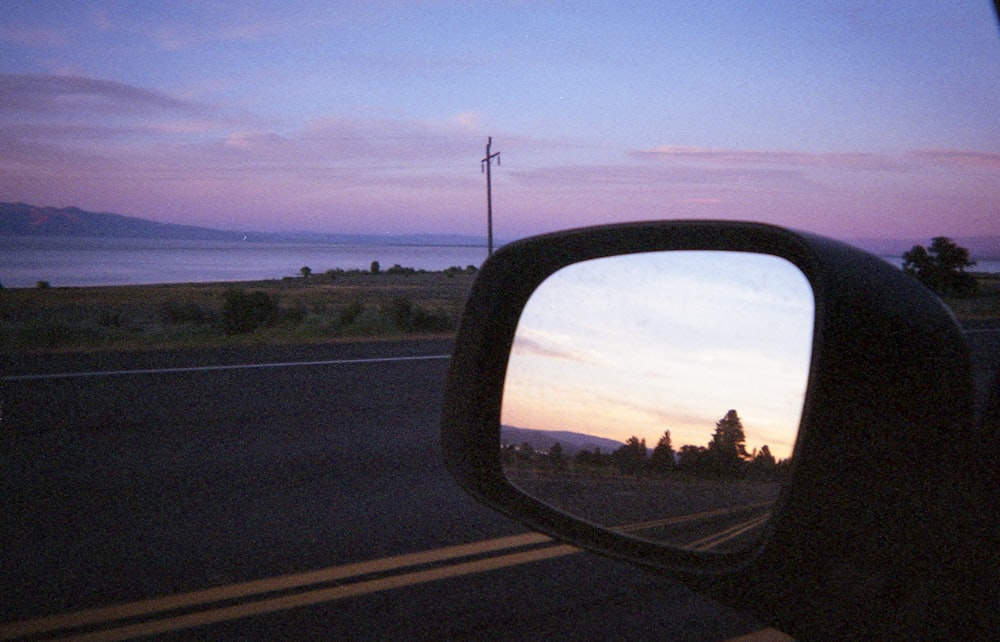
top-left (0, 269), bottom-right (477, 354)
top-left (3, 268), bottom-right (996, 355)
top-left (944, 273), bottom-right (1000, 321)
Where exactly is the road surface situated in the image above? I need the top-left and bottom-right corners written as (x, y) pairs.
top-left (1, 339), bottom-right (770, 640)
top-left (2, 323), bottom-right (995, 640)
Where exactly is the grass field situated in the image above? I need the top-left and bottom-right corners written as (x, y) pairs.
top-left (1, 268), bottom-right (997, 355)
top-left (0, 268), bottom-right (478, 354)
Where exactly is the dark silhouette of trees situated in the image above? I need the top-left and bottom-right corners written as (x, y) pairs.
top-left (650, 430), bottom-right (675, 473)
top-left (746, 444), bottom-right (777, 478)
top-left (300, 266), bottom-right (312, 278)
top-left (549, 442), bottom-right (567, 471)
top-left (903, 237), bottom-right (977, 296)
top-left (575, 447), bottom-right (613, 469)
top-left (613, 436), bottom-right (648, 475)
top-left (504, 409), bottom-right (789, 481)
top-left (711, 409), bottom-right (750, 477)
top-left (677, 444), bottom-right (711, 476)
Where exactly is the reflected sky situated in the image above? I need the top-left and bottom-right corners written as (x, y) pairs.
top-left (501, 251), bottom-right (814, 460)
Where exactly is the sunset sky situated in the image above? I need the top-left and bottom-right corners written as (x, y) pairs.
top-left (501, 252), bottom-right (815, 460)
top-left (1, 1), bottom-right (998, 241)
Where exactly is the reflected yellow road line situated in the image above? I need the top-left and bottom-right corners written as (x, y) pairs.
top-left (0, 532), bottom-right (554, 640)
top-left (616, 502), bottom-right (772, 534)
top-left (687, 514), bottom-right (771, 551)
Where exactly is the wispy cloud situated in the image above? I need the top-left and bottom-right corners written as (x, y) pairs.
top-left (907, 149), bottom-right (1000, 170)
top-left (632, 145), bottom-right (901, 171)
top-left (0, 27), bottom-right (67, 47)
top-left (511, 336), bottom-right (585, 363)
top-left (0, 74), bottom-right (200, 116)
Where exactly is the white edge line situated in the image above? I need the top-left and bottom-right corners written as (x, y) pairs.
top-left (2, 354), bottom-right (451, 382)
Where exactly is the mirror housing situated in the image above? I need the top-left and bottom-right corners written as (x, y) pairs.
top-left (442, 221), bottom-right (981, 639)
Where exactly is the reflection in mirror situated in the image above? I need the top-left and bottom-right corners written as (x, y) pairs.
top-left (501, 251), bottom-right (814, 552)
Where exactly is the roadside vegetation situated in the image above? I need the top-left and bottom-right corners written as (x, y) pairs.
top-left (0, 265), bottom-right (478, 353)
top-left (2, 242), bottom-right (998, 355)
top-left (903, 237), bottom-right (1000, 320)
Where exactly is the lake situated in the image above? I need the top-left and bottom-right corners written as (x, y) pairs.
top-left (2, 236), bottom-right (997, 289)
top-left (0, 236), bottom-right (491, 288)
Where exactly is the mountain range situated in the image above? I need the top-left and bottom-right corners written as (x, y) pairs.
top-left (501, 425), bottom-right (626, 456)
top-left (2, 202), bottom-right (997, 258)
top-left (0, 202), bottom-right (485, 247)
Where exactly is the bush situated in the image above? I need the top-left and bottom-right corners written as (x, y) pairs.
top-left (382, 297), bottom-right (452, 332)
top-left (222, 289), bottom-right (280, 335)
top-left (161, 301), bottom-right (211, 325)
top-left (36, 280), bottom-right (50, 289)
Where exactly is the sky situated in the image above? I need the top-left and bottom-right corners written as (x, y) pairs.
top-left (1, 1), bottom-right (998, 241)
top-left (500, 252), bottom-right (814, 460)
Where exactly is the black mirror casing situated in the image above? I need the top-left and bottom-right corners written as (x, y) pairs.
top-left (441, 221), bottom-right (984, 640)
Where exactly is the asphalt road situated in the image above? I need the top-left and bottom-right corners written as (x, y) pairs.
top-left (1, 339), bottom-right (769, 641)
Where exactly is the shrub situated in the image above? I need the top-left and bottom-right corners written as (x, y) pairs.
top-left (161, 301), bottom-right (210, 325)
top-left (36, 280), bottom-right (50, 289)
top-left (222, 289), bottom-right (280, 335)
top-left (370, 261), bottom-right (380, 275)
top-left (382, 297), bottom-right (452, 332)
top-left (338, 300), bottom-right (365, 326)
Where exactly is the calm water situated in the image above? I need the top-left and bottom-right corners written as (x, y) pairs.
top-left (2, 236), bottom-right (997, 289)
top-left (0, 236), bottom-right (491, 288)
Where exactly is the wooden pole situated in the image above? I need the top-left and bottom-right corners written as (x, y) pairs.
top-left (481, 137), bottom-right (500, 256)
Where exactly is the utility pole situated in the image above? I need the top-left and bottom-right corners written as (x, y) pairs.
top-left (481, 136), bottom-right (500, 256)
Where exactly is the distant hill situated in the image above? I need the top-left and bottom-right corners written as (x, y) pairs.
top-left (0, 202), bottom-right (247, 241)
top-left (0, 202), bottom-right (486, 246)
top-left (501, 425), bottom-right (626, 456)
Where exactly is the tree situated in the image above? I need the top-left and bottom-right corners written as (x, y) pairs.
top-left (747, 444), bottom-right (777, 478)
top-left (677, 444), bottom-right (711, 476)
top-left (300, 266), bottom-right (312, 278)
top-left (613, 436), bottom-right (647, 475)
top-left (370, 260), bottom-right (381, 275)
top-left (548, 442), bottom-right (567, 471)
top-left (650, 430), bottom-right (675, 473)
top-left (903, 237), bottom-right (977, 296)
top-left (711, 409), bottom-right (749, 477)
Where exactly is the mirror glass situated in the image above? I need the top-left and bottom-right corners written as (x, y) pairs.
top-left (501, 251), bottom-right (814, 552)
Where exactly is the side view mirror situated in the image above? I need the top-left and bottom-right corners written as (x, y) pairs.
top-left (501, 250), bottom-right (814, 553)
top-left (442, 221), bottom-right (988, 640)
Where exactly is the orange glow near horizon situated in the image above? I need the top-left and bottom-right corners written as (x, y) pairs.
top-left (500, 251), bottom-right (814, 461)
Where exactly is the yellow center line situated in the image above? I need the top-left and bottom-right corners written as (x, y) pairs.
top-left (0, 532), bottom-right (553, 640)
top-left (54, 545), bottom-right (581, 642)
top-left (2, 507), bottom-right (776, 640)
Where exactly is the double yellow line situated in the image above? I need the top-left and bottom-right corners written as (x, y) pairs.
top-left (1, 506), bottom-right (774, 640)
top-left (0, 533), bottom-right (576, 641)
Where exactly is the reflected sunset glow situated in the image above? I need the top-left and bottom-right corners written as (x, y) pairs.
top-left (501, 252), bottom-right (814, 461)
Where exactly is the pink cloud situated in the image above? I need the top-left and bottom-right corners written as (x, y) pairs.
top-left (907, 149), bottom-right (1000, 170)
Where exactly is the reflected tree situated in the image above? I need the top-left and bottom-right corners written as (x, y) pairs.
top-left (613, 436), bottom-right (648, 476)
top-left (712, 409), bottom-right (749, 477)
top-left (650, 430), bottom-right (675, 473)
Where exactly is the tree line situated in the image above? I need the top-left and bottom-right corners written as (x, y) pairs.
top-left (503, 409), bottom-right (791, 481)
